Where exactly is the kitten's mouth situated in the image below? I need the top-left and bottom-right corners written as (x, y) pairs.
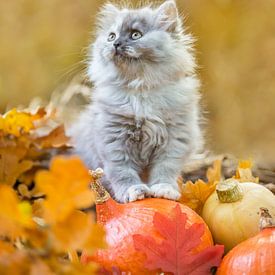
top-left (113, 49), bottom-right (138, 61)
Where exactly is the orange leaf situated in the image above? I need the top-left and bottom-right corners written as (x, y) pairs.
top-left (179, 160), bottom-right (221, 214)
top-left (0, 249), bottom-right (55, 275)
top-left (35, 156), bottom-right (95, 224)
top-left (52, 210), bottom-right (106, 252)
top-left (0, 141), bottom-right (33, 186)
top-left (0, 185), bottom-right (34, 238)
top-left (0, 240), bottom-right (15, 255)
top-left (133, 205), bottom-right (224, 274)
top-left (234, 159), bottom-right (259, 183)
top-left (34, 125), bottom-right (71, 148)
top-left (0, 250), bottom-right (30, 275)
top-left (29, 259), bottom-right (55, 275)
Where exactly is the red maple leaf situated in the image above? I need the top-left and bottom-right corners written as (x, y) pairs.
top-left (133, 204), bottom-right (224, 275)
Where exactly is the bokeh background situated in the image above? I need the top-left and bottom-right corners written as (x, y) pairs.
top-left (1, 0), bottom-right (275, 163)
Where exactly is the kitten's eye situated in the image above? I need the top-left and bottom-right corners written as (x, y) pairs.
top-left (108, 33), bottom-right (116, 42)
top-left (131, 30), bottom-right (142, 40)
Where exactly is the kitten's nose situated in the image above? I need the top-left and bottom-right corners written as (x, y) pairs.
top-left (113, 41), bottom-right (122, 49)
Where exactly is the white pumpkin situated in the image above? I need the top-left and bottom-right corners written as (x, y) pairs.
top-left (202, 178), bottom-right (275, 252)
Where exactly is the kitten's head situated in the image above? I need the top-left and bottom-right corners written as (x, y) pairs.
top-left (89, 1), bottom-right (195, 89)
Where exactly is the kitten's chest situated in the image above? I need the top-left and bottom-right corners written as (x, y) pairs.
top-left (125, 116), bottom-right (168, 166)
top-left (128, 92), bottom-right (174, 121)
top-left (99, 90), bottom-right (176, 165)
top-left (124, 95), bottom-right (170, 165)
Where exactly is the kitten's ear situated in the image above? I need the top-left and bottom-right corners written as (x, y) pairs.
top-left (96, 3), bottom-right (119, 30)
top-left (155, 0), bottom-right (179, 32)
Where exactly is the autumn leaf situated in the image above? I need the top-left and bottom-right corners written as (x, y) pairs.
top-left (0, 106), bottom-right (104, 274)
top-left (0, 240), bottom-right (15, 255)
top-left (35, 156), bottom-right (95, 224)
top-left (0, 108), bottom-right (45, 137)
top-left (234, 159), bottom-right (259, 183)
top-left (51, 209), bottom-right (106, 252)
top-left (179, 180), bottom-right (215, 214)
top-left (0, 247), bottom-right (98, 275)
top-left (17, 183), bottom-right (33, 199)
top-left (32, 199), bottom-right (44, 218)
top-left (28, 259), bottom-right (55, 275)
top-left (53, 261), bottom-right (99, 275)
top-left (179, 160), bottom-right (221, 214)
top-left (18, 167), bottom-right (39, 188)
top-left (0, 249), bottom-right (30, 275)
top-left (34, 125), bottom-right (71, 148)
top-left (0, 142), bottom-right (33, 186)
top-left (0, 107), bottom-right (72, 188)
top-left (0, 185), bottom-right (34, 237)
top-left (133, 205), bottom-right (224, 275)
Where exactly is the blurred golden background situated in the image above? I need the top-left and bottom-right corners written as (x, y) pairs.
top-left (1, 0), bottom-right (275, 162)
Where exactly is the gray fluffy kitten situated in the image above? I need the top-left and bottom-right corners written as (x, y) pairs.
top-left (69, 0), bottom-right (202, 203)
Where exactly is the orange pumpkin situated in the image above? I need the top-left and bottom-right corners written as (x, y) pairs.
top-left (81, 169), bottom-right (218, 274)
top-left (217, 207), bottom-right (275, 275)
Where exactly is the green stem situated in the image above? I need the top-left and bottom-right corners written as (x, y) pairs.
top-left (216, 179), bottom-right (243, 203)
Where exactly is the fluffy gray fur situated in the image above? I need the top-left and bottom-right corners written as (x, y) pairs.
top-left (69, 0), bottom-right (202, 203)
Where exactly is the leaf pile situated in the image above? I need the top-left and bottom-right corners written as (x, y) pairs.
top-left (0, 156), bottom-right (106, 274)
top-left (0, 107), bottom-right (71, 188)
top-left (0, 108), bottom-right (105, 274)
top-left (0, 107), bottom-right (259, 274)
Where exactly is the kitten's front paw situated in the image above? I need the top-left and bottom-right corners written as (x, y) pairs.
top-left (120, 184), bottom-right (151, 203)
top-left (150, 183), bottom-right (180, 201)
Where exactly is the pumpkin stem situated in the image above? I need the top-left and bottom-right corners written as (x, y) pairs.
top-left (259, 207), bottom-right (275, 230)
top-left (216, 179), bottom-right (243, 203)
top-left (89, 168), bottom-right (110, 204)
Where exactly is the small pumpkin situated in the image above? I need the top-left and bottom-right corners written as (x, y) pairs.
top-left (82, 169), bottom-right (223, 274)
top-left (202, 178), bottom-right (275, 252)
top-left (217, 208), bottom-right (275, 274)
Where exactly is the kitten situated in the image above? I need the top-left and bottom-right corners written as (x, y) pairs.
top-left (69, 0), bottom-right (202, 203)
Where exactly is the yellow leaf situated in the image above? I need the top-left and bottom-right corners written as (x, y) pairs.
top-left (234, 159), bottom-right (259, 183)
top-left (0, 108), bottom-right (45, 137)
top-left (179, 160), bottom-right (221, 214)
top-left (237, 159), bottom-right (252, 169)
top-left (18, 201), bottom-right (33, 225)
top-left (52, 210), bottom-right (106, 252)
top-left (0, 185), bottom-right (34, 237)
top-left (35, 156), bottom-right (95, 224)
